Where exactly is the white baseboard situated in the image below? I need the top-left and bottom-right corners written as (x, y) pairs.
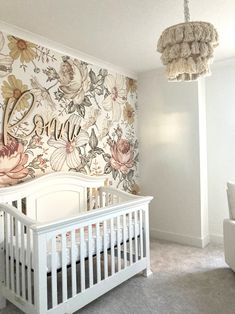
top-left (209, 233), bottom-right (224, 244)
top-left (150, 228), bottom-right (210, 248)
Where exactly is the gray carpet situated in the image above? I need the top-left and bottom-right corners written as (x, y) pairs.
top-left (1, 239), bottom-right (235, 314)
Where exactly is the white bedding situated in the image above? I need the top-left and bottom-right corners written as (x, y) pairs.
top-left (12, 220), bottom-right (140, 272)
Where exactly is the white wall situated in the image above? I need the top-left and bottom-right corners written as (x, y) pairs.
top-left (206, 60), bottom-right (235, 242)
top-left (139, 68), bottom-right (209, 247)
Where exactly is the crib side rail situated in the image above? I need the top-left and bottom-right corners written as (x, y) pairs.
top-left (89, 185), bottom-right (151, 210)
top-left (0, 203), bottom-right (36, 313)
top-left (32, 197), bottom-right (152, 313)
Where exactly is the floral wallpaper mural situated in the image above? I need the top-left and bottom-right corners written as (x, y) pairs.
top-left (0, 30), bottom-right (139, 193)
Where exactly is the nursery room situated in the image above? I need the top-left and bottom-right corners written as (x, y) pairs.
top-left (0, 0), bottom-right (235, 313)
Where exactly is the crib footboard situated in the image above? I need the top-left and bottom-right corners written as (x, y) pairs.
top-left (0, 203), bottom-right (37, 313)
top-left (33, 195), bottom-right (152, 314)
top-left (0, 192), bottom-right (152, 314)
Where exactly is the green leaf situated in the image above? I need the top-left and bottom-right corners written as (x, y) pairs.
top-left (94, 147), bottom-right (104, 155)
top-left (102, 153), bottom-right (111, 162)
top-left (89, 69), bottom-right (97, 84)
top-left (134, 139), bottom-right (138, 149)
top-left (127, 169), bottom-right (134, 180)
top-left (68, 101), bottom-right (76, 114)
top-left (76, 104), bottom-right (85, 118)
top-left (104, 163), bottom-right (112, 174)
top-left (112, 169), bottom-right (118, 180)
top-left (96, 86), bottom-right (104, 95)
top-left (123, 180), bottom-right (128, 191)
top-left (89, 128), bottom-right (98, 149)
top-left (82, 96), bottom-right (92, 107)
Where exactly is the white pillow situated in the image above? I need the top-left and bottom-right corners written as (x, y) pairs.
top-left (227, 182), bottom-right (235, 220)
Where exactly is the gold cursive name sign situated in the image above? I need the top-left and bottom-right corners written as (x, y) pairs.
top-left (3, 90), bottom-right (81, 145)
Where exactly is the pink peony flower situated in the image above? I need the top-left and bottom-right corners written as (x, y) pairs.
top-left (0, 136), bottom-right (29, 186)
top-left (110, 139), bottom-right (134, 174)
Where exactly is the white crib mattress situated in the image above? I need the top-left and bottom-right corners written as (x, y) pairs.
top-left (12, 220), bottom-right (140, 272)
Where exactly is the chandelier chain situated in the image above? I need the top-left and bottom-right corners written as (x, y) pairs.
top-left (184, 0), bottom-right (190, 22)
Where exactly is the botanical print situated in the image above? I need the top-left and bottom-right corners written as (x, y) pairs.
top-left (0, 30), bottom-right (139, 193)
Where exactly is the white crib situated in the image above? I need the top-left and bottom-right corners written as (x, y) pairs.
top-left (0, 172), bottom-right (153, 314)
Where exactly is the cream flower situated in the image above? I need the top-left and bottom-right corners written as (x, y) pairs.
top-left (102, 74), bottom-right (126, 122)
top-left (30, 76), bottom-right (56, 110)
top-left (59, 58), bottom-right (91, 104)
top-left (48, 125), bottom-right (89, 171)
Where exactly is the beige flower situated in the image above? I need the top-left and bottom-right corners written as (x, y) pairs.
top-left (59, 58), bottom-right (91, 104)
top-left (130, 183), bottom-right (140, 195)
top-left (8, 36), bottom-right (37, 63)
top-left (0, 136), bottom-right (29, 187)
top-left (123, 102), bottom-right (135, 124)
top-left (1, 75), bottom-right (30, 111)
top-left (126, 78), bottom-right (137, 95)
top-left (102, 74), bottom-right (126, 122)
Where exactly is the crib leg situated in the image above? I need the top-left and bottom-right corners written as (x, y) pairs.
top-left (142, 207), bottom-right (152, 278)
top-left (143, 266), bottom-right (153, 277)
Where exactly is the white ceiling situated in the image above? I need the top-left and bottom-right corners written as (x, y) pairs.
top-left (0, 0), bottom-right (234, 74)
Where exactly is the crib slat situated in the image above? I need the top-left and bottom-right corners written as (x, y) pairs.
top-left (134, 210), bottom-right (138, 262)
top-left (110, 218), bottom-right (115, 275)
top-left (71, 229), bottom-right (77, 296)
top-left (140, 210), bottom-right (143, 259)
top-left (61, 233), bottom-right (67, 302)
top-left (123, 214), bottom-right (127, 268)
top-left (105, 192), bottom-right (109, 206)
top-left (21, 223), bottom-right (26, 299)
top-left (117, 215), bottom-right (121, 271)
top-left (89, 188), bottom-right (93, 210)
top-left (17, 199), bottom-right (22, 213)
top-left (99, 189), bottom-right (103, 208)
top-left (10, 215), bottom-right (15, 292)
top-left (80, 227), bottom-right (85, 292)
top-left (51, 236), bottom-right (58, 307)
top-left (94, 189), bottom-right (98, 208)
top-left (128, 212), bottom-right (133, 265)
top-left (103, 220), bottom-right (108, 279)
top-left (15, 220), bottom-right (20, 295)
top-left (96, 222), bottom-right (101, 283)
top-left (88, 224), bottom-right (93, 287)
top-left (26, 227), bottom-right (32, 303)
top-left (4, 212), bottom-right (9, 289)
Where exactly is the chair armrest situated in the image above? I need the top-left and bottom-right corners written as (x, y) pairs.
top-left (223, 219), bottom-right (235, 271)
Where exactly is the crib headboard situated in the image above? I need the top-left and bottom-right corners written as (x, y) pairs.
top-left (0, 172), bottom-right (107, 222)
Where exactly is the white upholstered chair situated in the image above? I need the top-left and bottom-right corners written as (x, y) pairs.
top-left (224, 182), bottom-right (235, 271)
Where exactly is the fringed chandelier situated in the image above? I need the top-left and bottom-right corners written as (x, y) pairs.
top-left (157, 0), bottom-right (219, 81)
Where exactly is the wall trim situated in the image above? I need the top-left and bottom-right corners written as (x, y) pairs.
top-left (0, 20), bottom-right (137, 80)
top-left (150, 228), bottom-right (210, 248)
top-left (209, 233), bottom-right (224, 244)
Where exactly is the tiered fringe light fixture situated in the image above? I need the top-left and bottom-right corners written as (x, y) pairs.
top-left (157, 0), bottom-right (219, 81)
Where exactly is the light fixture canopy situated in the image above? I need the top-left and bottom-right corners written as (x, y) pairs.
top-left (157, 0), bottom-right (219, 81)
